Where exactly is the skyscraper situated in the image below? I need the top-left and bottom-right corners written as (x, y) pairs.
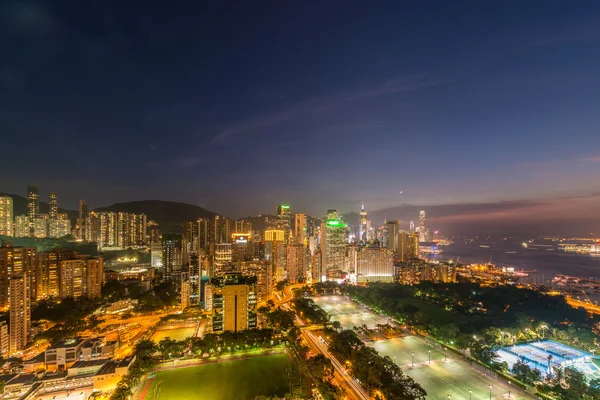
top-left (208, 273), bottom-right (257, 334)
top-left (181, 280), bottom-right (191, 309)
top-left (162, 234), bottom-right (183, 282)
top-left (117, 212), bottom-right (147, 247)
top-left (13, 216), bottom-right (29, 238)
top-left (77, 200), bottom-right (88, 240)
top-left (9, 273), bottom-right (30, 353)
top-left (356, 248), bottom-right (395, 283)
top-left (359, 204), bottom-right (368, 241)
top-left (276, 204), bottom-right (292, 242)
top-left (419, 211), bottom-right (427, 242)
top-left (409, 220), bottom-right (415, 234)
top-left (385, 220), bottom-right (400, 252)
top-left (48, 192), bottom-right (61, 238)
top-left (0, 243), bottom-right (36, 309)
top-left (319, 213), bottom-right (346, 280)
top-left (98, 211), bottom-right (118, 249)
top-left (34, 250), bottom-right (76, 300)
top-left (0, 196), bottom-right (13, 237)
top-left (286, 243), bottom-right (307, 283)
top-left (48, 192), bottom-right (58, 220)
top-left (27, 185), bottom-right (39, 237)
top-left (293, 213), bottom-right (307, 244)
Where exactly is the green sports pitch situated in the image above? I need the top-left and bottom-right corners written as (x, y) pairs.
top-left (371, 338), bottom-right (529, 400)
top-left (143, 354), bottom-right (294, 400)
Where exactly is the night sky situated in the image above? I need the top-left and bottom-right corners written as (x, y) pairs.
top-left (2, 1), bottom-right (600, 234)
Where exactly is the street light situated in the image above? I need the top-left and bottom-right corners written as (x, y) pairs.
top-left (541, 325), bottom-right (547, 339)
top-left (508, 381), bottom-right (512, 398)
top-left (412, 352), bottom-right (415, 367)
top-left (429, 350), bottom-right (431, 364)
top-left (469, 389), bottom-right (472, 400)
top-left (489, 385), bottom-right (492, 400)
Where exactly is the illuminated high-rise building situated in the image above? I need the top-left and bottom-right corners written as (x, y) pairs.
top-left (231, 233), bottom-right (253, 262)
top-left (208, 273), bottom-right (257, 334)
top-left (214, 243), bottom-right (232, 268)
top-left (294, 214), bottom-right (307, 244)
top-left (86, 211), bottom-right (99, 243)
top-left (48, 192), bottom-right (58, 220)
top-left (409, 220), bottom-right (415, 234)
top-left (9, 273), bottom-right (30, 353)
top-left (286, 243), bottom-right (307, 283)
top-left (47, 192), bottom-right (63, 238)
top-left (419, 210), bottom-right (427, 242)
top-left (59, 256), bottom-right (103, 299)
top-left (264, 229), bottom-right (285, 242)
top-left (86, 257), bottom-right (104, 299)
top-left (33, 214), bottom-right (48, 238)
top-left (0, 243), bottom-right (36, 309)
top-left (384, 220), bottom-right (400, 251)
top-left (117, 212), bottom-right (147, 247)
top-left (27, 185), bottom-right (39, 237)
top-left (356, 248), bottom-right (395, 283)
top-left (98, 212), bottom-right (118, 249)
top-left (234, 219), bottom-right (252, 234)
top-left (77, 200), bottom-right (89, 241)
top-left (181, 280), bottom-right (191, 309)
top-left (198, 216), bottom-right (234, 250)
top-left (0, 196), bottom-right (13, 237)
top-left (276, 204), bottom-right (292, 242)
top-left (319, 213), bottom-right (346, 280)
top-left (359, 204), bottom-right (368, 241)
top-left (13, 216), bottom-right (29, 238)
top-left (240, 261), bottom-right (272, 301)
top-left (162, 234), bottom-right (183, 282)
top-left (34, 249), bottom-right (77, 300)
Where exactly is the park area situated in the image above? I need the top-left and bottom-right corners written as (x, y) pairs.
top-left (151, 327), bottom-right (196, 342)
top-left (372, 337), bottom-right (524, 399)
top-left (309, 295), bottom-right (391, 329)
top-left (313, 295), bottom-right (530, 400)
top-left (141, 354), bottom-right (294, 400)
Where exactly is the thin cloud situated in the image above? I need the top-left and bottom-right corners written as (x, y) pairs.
top-left (210, 74), bottom-right (447, 145)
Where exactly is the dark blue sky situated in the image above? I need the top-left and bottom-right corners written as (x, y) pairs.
top-left (2, 1), bottom-right (600, 233)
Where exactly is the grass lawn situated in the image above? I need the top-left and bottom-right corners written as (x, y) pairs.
top-left (152, 327), bottom-right (196, 342)
top-left (148, 354), bottom-right (294, 400)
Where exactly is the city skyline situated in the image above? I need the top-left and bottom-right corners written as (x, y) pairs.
top-left (2, 1), bottom-right (600, 234)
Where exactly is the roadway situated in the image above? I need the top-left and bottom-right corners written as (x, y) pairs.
top-left (567, 297), bottom-right (600, 315)
top-left (283, 291), bottom-right (371, 400)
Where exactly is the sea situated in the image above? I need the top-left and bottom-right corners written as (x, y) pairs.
top-left (429, 238), bottom-right (600, 283)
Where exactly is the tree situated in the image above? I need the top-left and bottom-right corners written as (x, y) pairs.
top-left (512, 359), bottom-right (542, 385)
top-left (331, 321), bottom-right (342, 331)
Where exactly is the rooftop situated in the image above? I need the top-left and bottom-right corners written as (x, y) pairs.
top-left (48, 337), bottom-right (86, 350)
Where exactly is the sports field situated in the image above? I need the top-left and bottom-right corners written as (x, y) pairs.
top-left (146, 354), bottom-right (294, 400)
top-left (151, 327), bottom-right (196, 342)
top-left (371, 338), bottom-right (531, 399)
top-left (316, 296), bottom-right (534, 399)
top-left (310, 295), bottom-right (391, 329)
top-left (405, 360), bottom-right (527, 400)
top-left (370, 336), bottom-right (445, 366)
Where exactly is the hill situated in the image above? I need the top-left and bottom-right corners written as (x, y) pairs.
top-left (95, 200), bottom-right (218, 230)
